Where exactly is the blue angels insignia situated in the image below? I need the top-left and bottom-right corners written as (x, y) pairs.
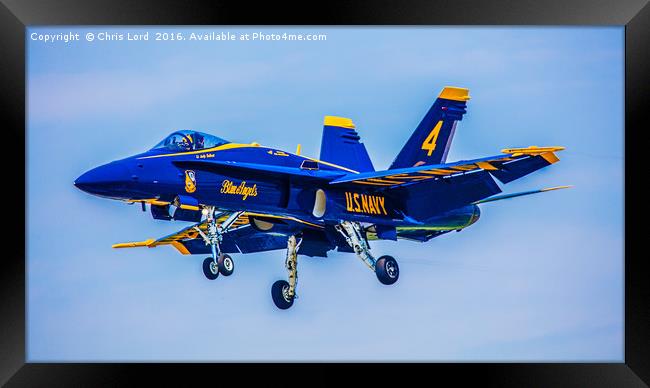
top-left (184, 170), bottom-right (197, 193)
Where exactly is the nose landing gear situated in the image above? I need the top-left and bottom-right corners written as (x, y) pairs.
top-left (218, 253), bottom-right (235, 276)
top-left (195, 208), bottom-right (242, 281)
top-left (202, 257), bottom-right (220, 280)
top-left (201, 253), bottom-right (235, 280)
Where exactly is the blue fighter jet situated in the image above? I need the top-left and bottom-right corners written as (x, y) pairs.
top-left (75, 86), bottom-right (568, 309)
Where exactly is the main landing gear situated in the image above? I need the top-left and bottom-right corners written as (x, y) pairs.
top-left (196, 207), bottom-right (242, 280)
top-left (270, 222), bottom-right (399, 310)
top-left (271, 235), bottom-right (301, 310)
top-left (336, 221), bottom-right (399, 285)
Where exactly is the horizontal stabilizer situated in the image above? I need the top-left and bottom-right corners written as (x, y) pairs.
top-left (489, 147), bottom-right (564, 184)
top-left (390, 170), bottom-right (502, 219)
top-left (329, 146), bottom-right (564, 188)
top-left (473, 185), bottom-right (571, 204)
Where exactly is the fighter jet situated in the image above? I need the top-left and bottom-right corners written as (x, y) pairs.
top-left (74, 86), bottom-right (567, 309)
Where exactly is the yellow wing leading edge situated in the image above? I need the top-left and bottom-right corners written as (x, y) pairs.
top-left (111, 211), bottom-right (324, 255)
top-left (111, 212), bottom-right (250, 255)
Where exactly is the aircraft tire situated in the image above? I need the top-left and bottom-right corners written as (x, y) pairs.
top-left (202, 257), bottom-right (220, 280)
top-left (375, 255), bottom-right (399, 285)
top-left (218, 254), bottom-right (235, 276)
top-left (271, 280), bottom-right (294, 309)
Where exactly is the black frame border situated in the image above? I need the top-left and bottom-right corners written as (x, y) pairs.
top-left (2, 0), bottom-right (648, 386)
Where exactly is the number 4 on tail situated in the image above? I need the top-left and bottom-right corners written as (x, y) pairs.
top-left (421, 120), bottom-right (443, 157)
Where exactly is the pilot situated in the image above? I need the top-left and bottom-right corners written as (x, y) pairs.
top-left (179, 134), bottom-right (193, 151)
top-left (195, 134), bottom-right (205, 150)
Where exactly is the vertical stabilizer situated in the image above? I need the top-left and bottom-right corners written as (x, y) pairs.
top-left (320, 116), bottom-right (374, 172)
top-left (390, 86), bottom-right (470, 169)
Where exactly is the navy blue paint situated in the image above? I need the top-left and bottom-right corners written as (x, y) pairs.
top-left (490, 155), bottom-right (552, 184)
top-left (320, 125), bottom-right (375, 172)
top-left (389, 97), bottom-right (468, 169)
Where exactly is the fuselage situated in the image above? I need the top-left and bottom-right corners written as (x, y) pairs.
top-left (74, 133), bottom-right (480, 237)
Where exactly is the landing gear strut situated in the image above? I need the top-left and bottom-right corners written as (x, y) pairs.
top-left (196, 207), bottom-right (242, 280)
top-left (336, 221), bottom-right (399, 285)
top-left (271, 235), bottom-right (301, 309)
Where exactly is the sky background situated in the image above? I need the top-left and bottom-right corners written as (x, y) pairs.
top-left (27, 27), bottom-right (624, 361)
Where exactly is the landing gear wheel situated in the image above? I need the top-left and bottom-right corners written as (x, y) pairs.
top-left (271, 280), bottom-right (294, 310)
top-left (202, 257), bottom-right (219, 280)
top-left (218, 254), bottom-right (234, 276)
top-left (375, 255), bottom-right (399, 285)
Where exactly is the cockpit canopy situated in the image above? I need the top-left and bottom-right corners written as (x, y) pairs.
top-left (151, 130), bottom-right (230, 152)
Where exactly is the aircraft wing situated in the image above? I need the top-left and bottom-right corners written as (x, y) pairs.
top-left (112, 211), bottom-right (251, 254)
top-left (328, 146), bottom-right (564, 188)
top-left (112, 211), bottom-right (328, 256)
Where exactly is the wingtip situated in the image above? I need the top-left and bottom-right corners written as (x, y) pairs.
top-left (541, 185), bottom-right (573, 192)
top-left (112, 239), bottom-right (155, 249)
top-left (501, 146), bottom-right (566, 155)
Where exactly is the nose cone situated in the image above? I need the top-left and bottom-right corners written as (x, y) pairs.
top-left (74, 161), bottom-right (131, 197)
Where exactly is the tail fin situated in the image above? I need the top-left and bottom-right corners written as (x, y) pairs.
top-left (390, 86), bottom-right (470, 169)
top-left (320, 116), bottom-right (374, 172)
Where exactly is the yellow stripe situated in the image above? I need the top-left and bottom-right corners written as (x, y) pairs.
top-left (112, 239), bottom-right (155, 249)
top-left (421, 169), bottom-right (455, 175)
top-left (367, 178), bottom-right (404, 184)
top-left (179, 204), bottom-right (200, 211)
top-left (541, 152), bottom-right (560, 164)
top-left (138, 143), bottom-right (258, 159)
top-left (324, 116), bottom-right (355, 129)
top-left (501, 146), bottom-right (565, 155)
top-left (353, 181), bottom-right (394, 186)
top-left (438, 86), bottom-right (470, 101)
top-left (431, 169), bottom-right (456, 174)
top-left (170, 241), bottom-right (190, 255)
top-left (385, 173), bottom-right (434, 181)
top-left (396, 175), bottom-right (433, 181)
top-left (476, 161), bottom-right (498, 171)
top-left (450, 165), bottom-right (476, 171)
